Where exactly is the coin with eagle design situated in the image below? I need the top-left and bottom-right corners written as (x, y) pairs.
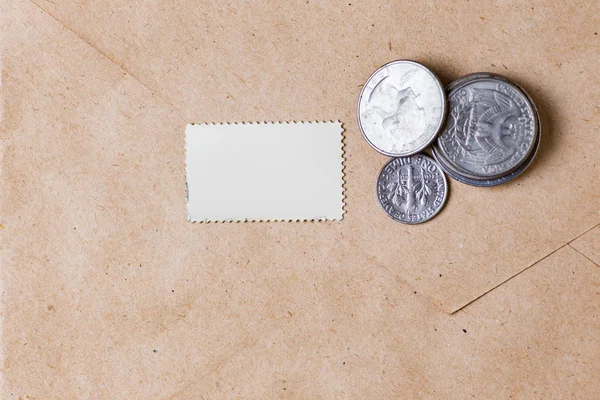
top-left (432, 100), bottom-right (541, 187)
top-left (432, 73), bottom-right (538, 180)
top-left (376, 154), bottom-right (448, 224)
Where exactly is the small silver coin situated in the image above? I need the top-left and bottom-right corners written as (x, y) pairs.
top-left (358, 60), bottom-right (446, 157)
top-left (432, 73), bottom-right (538, 180)
top-left (376, 154), bottom-right (448, 224)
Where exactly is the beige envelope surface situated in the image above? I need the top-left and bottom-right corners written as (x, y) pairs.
top-left (18, 0), bottom-right (600, 313)
top-left (173, 245), bottom-right (600, 399)
top-left (1, 0), bottom-right (599, 397)
top-left (571, 225), bottom-right (600, 265)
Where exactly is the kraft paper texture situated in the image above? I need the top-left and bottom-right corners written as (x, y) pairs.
top-left (1, 0), bottom-right (599, 398)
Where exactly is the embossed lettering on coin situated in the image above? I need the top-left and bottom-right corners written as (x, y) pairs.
top-left (377, 155), bottom-right (448, 224)
top-left (434, 74), bottom-right (537, 179)
top-left (358, 60), bottom-right (446, 157)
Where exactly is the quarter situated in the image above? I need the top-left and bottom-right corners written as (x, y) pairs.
top-left (432, 109), bottom-right (541, 187)
top-left (376, 154), bottom-right (448, 224)
top-left (432, 73), bottom-right (539, 180)
top-left (358, 60), bottom-right (447, 157)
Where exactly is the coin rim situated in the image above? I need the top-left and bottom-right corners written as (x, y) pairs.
top-left (376, 154), bottom-right (449, 224)
top-left (432, 119), bottom-right (541, 187)
top-left (358, 60), bottom-right (447, 157)
top-left (432, 72), bottom-right (539, 179)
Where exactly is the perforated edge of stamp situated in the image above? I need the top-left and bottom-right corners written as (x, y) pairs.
top-left (185, 121), bottom-right (345, 222)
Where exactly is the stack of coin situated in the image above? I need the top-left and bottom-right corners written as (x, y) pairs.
top-left (431, 73), bottom-right (540, 187)
top-left (358, 61), bottom-right (540, 224)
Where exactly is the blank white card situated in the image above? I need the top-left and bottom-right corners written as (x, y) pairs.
top-left (185, 122), bottom-right (345, 222)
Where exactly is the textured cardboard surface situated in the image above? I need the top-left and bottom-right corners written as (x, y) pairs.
top-left (16, 0), bottom-right (600, 313)
top-left (571, 226), bottom-right (600, 266)
top-left (174, 246), bottom-right (600, 399)
top-left (1, 0), bottom-right (599, 397)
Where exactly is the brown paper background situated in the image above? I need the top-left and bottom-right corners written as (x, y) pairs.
top-left (1, 0), bottom-right (599, 398)
top-left (571, 225), bottom-right (600, 265)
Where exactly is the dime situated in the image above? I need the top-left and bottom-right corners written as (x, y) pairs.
top-left (358, 60), bottom-right (446, 157)
top-left (376, 154), bottom-right (448, 224)
top-left (432, 73), bottom-right (538, 180)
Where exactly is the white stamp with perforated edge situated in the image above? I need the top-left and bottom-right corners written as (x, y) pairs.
top-left (185, 121), bottom-right (345, 222)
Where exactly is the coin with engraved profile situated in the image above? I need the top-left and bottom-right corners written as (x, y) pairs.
top-left (358, 60), bottom-right (447, 157)
top-left (376, 154), bottom-right (448, 224)
top-left (432, 73), bottom-right (539, 180)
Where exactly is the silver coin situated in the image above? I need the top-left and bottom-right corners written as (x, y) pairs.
top-left (433, 73), bottom-right (538, 180)
top-left (376, 154), bottom-right (448, 224)
top-left (358, 60), bottom-right (446, 157)
top-left (432, 113), bottom-right (541, 187)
